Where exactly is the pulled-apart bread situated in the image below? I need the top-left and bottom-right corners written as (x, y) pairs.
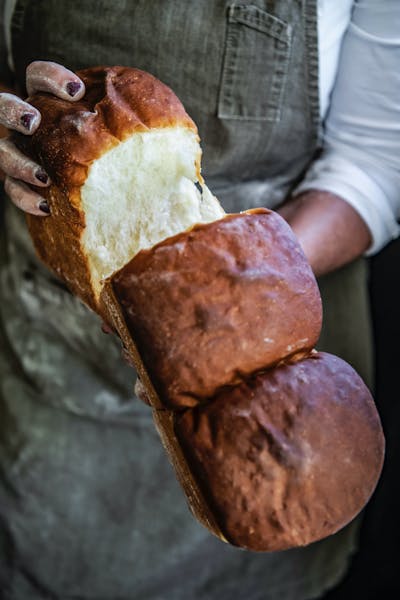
top-left (15, 66), bottom-right (384, 552)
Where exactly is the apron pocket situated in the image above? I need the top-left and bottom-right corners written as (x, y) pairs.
top-left (218, 3), bottom-right (292, 121)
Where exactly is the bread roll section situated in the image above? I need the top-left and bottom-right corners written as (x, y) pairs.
top-left (108, 209), bottom-right (322, 408)
top-left (174, 353), bottom-right (384, 551)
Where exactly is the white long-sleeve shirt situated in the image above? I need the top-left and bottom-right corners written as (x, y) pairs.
top-left (300, 0), bottom-right (400, 255)
top-left (2, 0), bottom-right (400, 254)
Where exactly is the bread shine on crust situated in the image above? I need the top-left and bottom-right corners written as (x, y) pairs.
top-left (110, 209), bottom-right (323, 408)
top-left (174, 352), bottom-right (384, 551)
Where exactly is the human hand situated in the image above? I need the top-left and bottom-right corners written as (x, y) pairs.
top-left (0, 61), bottom-right (85, 215)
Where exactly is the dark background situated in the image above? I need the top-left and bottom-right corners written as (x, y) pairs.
top-left (325, 237), bottom-right (400, 599)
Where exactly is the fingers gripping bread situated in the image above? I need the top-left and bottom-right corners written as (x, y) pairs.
top-left (15, 66), bottom-right (224, 312)
top-left (18, 66), bottom-right (385, 551)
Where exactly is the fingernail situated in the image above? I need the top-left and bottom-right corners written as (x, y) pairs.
top-left (39, 200), bottom-right (50, 214)
top-left (66, 81), bottom-right (82, 97)
top-left (20, 113), bottom-right (34, 130)
top-left (35, 169), bottom-right (49, 184)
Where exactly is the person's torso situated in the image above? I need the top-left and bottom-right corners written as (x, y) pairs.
top-left (2, 0), bottom-right (321, 419)
top-left (0, 3), bottom-right (370, 599)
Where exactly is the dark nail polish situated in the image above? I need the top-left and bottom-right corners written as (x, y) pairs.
top-left (66, 81), bottom-right (81, 97)
top-left (20, 113), bottom-right (34, 130)
top-left (39, 200), bottom-right (50, 214)
top-left (35, 169), bottom-right (49, 184)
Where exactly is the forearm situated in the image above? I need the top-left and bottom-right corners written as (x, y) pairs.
top-left (290, 1), bottom-right (400, 270)
top-left (277, 190), bottom-right (372, 278)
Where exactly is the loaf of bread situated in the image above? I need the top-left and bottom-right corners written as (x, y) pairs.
top-left (16, 66), bottom-right (385, 552)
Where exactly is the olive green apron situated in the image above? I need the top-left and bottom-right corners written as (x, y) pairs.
top-left (0, 1), bottom-right (373, 598)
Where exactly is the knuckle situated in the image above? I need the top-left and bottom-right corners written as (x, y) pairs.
top-left (0, 141), bottom-right (30, 176)
top-left (4, 176), bottom-right (19, 202)
top-left (4, 176), bottom-right (44, 215)
top-left (0, 137), bottom-right (10, 153)
top-left (26, 60), bottom-right (47, 75)
top-left (0, 153), bottom-right (9, 173)
top-left (3, 175), bottom-right (11, 193)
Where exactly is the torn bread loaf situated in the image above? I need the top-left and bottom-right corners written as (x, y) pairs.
top-left (15, 65), bottom-right (224, 311)
top-left (17, 65), bottom-right (385, 552)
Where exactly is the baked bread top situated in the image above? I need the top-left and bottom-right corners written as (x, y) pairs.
top-left (109, 209), bottom-right (323, 408)
top-left (174, 352), bottom-right (385, 551)
top-left (17, 65), bottom-right (197, 191)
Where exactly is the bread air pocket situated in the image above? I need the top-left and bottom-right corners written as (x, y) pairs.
top-left (218, 4), bottom-right (292, 121)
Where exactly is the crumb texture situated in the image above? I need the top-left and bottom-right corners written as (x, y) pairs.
top-left (81, 127), bottom-right (224, 292)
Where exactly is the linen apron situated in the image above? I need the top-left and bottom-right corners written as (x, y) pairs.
top-left (0, 1), bottom-right (373, 598)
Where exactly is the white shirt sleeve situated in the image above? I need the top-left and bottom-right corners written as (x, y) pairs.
top-left (296, 0), bottom-right (400, 255)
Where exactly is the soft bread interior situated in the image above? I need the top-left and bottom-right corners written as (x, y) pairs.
top-left (80, 126), bottom-right (225, 296)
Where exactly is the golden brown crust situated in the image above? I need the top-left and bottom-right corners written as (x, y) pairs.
top-left (173, 352), bottom-right (385, 551)
top-left (26, 185), bottom-right (98, 309)
top-left (109, 209), bottom-right (323, 408)
top-left (14, 66), bottom-right (198, 311)
top-left (100, 282), bottom-right (163, 408)
top-left (152, 409), bottom-right (227, 542)
top-left (16, 66), bottom-right (197, 191)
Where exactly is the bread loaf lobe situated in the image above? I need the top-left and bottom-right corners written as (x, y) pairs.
top-left (107, 209), bottom-right (322, 408)
top-left (174, 352), bottom-right (384, 551)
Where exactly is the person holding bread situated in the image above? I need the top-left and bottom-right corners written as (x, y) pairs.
top-left (0, 1), bottom-right (399, 599)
